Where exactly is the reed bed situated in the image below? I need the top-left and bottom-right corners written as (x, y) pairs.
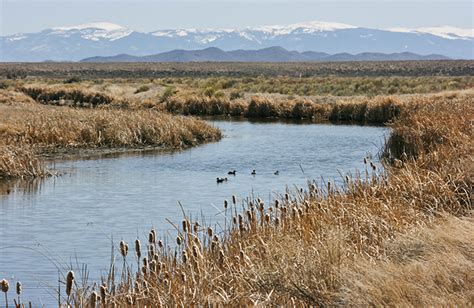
top-left (26, 90), bottom-right (469, 306)
top-left (0, 89), bottom-right (221, 179)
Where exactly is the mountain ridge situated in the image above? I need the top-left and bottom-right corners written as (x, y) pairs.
top-left (1, 21), bottom-right (472, 61)
top-left (80, 47), bottom-right (450, 63)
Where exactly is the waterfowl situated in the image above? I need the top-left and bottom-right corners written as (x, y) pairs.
top-left (216, 177), bottom-right (228, 183)
top-left (228, 170), bottom-right (236, 175)
top-left (274, 170), bottom-right (279, 175)
top-left (251, 170), bottom-right (256, 175)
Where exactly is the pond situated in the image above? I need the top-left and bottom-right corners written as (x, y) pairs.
top-left (0, 119), bottom-right (388, 305)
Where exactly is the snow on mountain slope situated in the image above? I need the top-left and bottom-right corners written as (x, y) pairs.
top-left (387, 26), bottom-right (473, 40)
top-left (252, 21), bottom-right (357, 36)
top-left (50, 22), bottom-right (133, 41)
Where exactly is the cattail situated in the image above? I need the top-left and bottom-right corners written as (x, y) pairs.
top-left (193, 222), bottom-right (199, 233)
top-left (232, 194), bottom-right (236, 205)
top-left (1, 279), bottom-right (9, 293)
top-left (275, 199), bottom-right (280, 208)
top-left (327, 181), bottom-right (331, 192)
top-left (148, 244), bottom-right (155, 258)
top-left (310, 183), bottom-right (317, 193)
top-left (298, 208), bottom-right (303, 217)
top-left (66, 271), bottom-right (74, 297)
top-left (207, 227), bottom-right (213, 237)
top-left (100, 284), bottom-right (107, 304)
top-left (149, 259), bottom-right (157, 272)
top-left (275, 217), bottom-right (280, 226)
top-left (119, 241), bottom-right (128, 258)
top-left (232, 216), bottom-right (237, 224)
top-left (258, 201), bottom-right (264, 212)
top-left (15, 281), bottom-right (21, 296)
top-left (364, 157), bottom-right (367, 164)
top-left (143, 257), bottom-right (148, 269)
top-left (176, 236), bottom-right (182, 246)
top-left (285, 193), bottom-right (289, 201)
top-left (246, 209), bottom-right (252, 221)
top-left (182, 251), bottom-right (188, 264)
top-left (157, 240), bottom-right (163, 248)
top-left (135, 239), bottom-right (141, 259)
top-left (370, 162), bottom-right (377, 171)
top-left (238, 214), bottom-right (243, 225)
top-left (224, 199), bottom-right (228, 209)
top-left (268, 206), bottom-right (273, 212)
top-left (345, 175), bottom-right (350, 183)
top-left (192, 244), bottom-right (200, 258)
top-left (264, 213), bottom-right (270, 223)
top-left (89, 291), bottom-right (98, 307)
top-left (149, 229), bottom-right (156, 244)
top-left (182, 219), bottom-right (189, 232)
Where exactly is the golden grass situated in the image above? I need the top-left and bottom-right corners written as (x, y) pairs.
top-left (0, 89), bottom-right (221, 179)
top-left (47, 91), bottom-right (471, 306)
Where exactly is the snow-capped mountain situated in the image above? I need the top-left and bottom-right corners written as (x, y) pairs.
top-left (1, 21), bottom-right (472, 61)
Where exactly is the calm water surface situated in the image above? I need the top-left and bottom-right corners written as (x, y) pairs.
top-left (0, 120), bottom-right (387, 305)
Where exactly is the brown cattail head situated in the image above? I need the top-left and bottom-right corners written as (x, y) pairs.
top-left (119, 240), bottom-right (128, 258)
top-left (135, 239), bottom-right (141, 259)
top-left (371, 162), bottom-right (377, 171)
top-left (264, 213), bottom-right (270, 223)
top-left (182, 251), bottom-right (188, 264)
top-left (275, 217), bottom-right (280, 226)
top-left (16, 281), bottom-right (21, 295)
top-left (149, 259), bottom-right (157, 272)
top-left (143, 257), bottom-right (148, 269)
top-left (1, 279), bottom-right (9, 293)
top-left (275, 199), bottom-right (280, 208)
top-left (207, 227), bottom-right (213, 237)
top-left (246, 209), bottom-right (252, 222)
top-left (100, 284), bottom-right (107, 302)
top-left (193, 222), bottom-right (199, 233)
top-left (258, 201), bottom-right (264, 212)
top-left (66, 271), bottom-right (74, 296)
top-left (89, 291), bottom-right (98, 307)
top-left (285, 193), bottom-right (289, 201)
top-left (182, 219), bottom-right (189, 232)
top-left (364, 157), bottom-right (367, 164)
top-left (149, 229), bottom-right (156, 244)
top-left (157, 240), bottom-right (163, 249)
top-left (176, 236), bottom-right (182, 246)
top-left (224, 199), bottom-right (228, 209)
top-left (232, 216), bottom-right (237, 225)
top-left (192, 244), bottom-right (200, 258)
top-left (232, 195), bottom-right (236, 205)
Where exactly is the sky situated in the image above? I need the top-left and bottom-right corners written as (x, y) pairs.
top-left (0, 0), bottom-right (473, 36)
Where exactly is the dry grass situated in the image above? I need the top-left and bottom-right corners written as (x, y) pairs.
top-left (0, 89), bottom-right (221, 179)
top-left (46, 91), bottom-right (471, 306)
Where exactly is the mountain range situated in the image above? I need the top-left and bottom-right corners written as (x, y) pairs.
top-left (1, 21), bottom-right (473, 62)
top-left (81, 47), bottom-right (449, 63)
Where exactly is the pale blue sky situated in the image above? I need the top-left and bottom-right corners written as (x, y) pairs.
top-left (1, 0), bottom-right (473, 35)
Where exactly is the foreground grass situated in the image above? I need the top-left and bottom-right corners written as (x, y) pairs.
top-left (16, 91), bottom-right (466, 306)
top-left (0, 89), bottom-right (221, 179)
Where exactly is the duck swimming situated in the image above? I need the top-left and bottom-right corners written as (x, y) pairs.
top-left (251, 170), bottom-right (256, 175)
top-left (216, 177), bottom-right (228, 183)
top-left (228, 170), bottom-right (236, 175)
top-left (274, 170), bottom-right (279, 175)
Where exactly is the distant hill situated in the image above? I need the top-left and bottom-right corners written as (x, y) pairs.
top-left (1, 21), bottom-right (472, 61)
top-left (80, 47), bottom-right (450, 63)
